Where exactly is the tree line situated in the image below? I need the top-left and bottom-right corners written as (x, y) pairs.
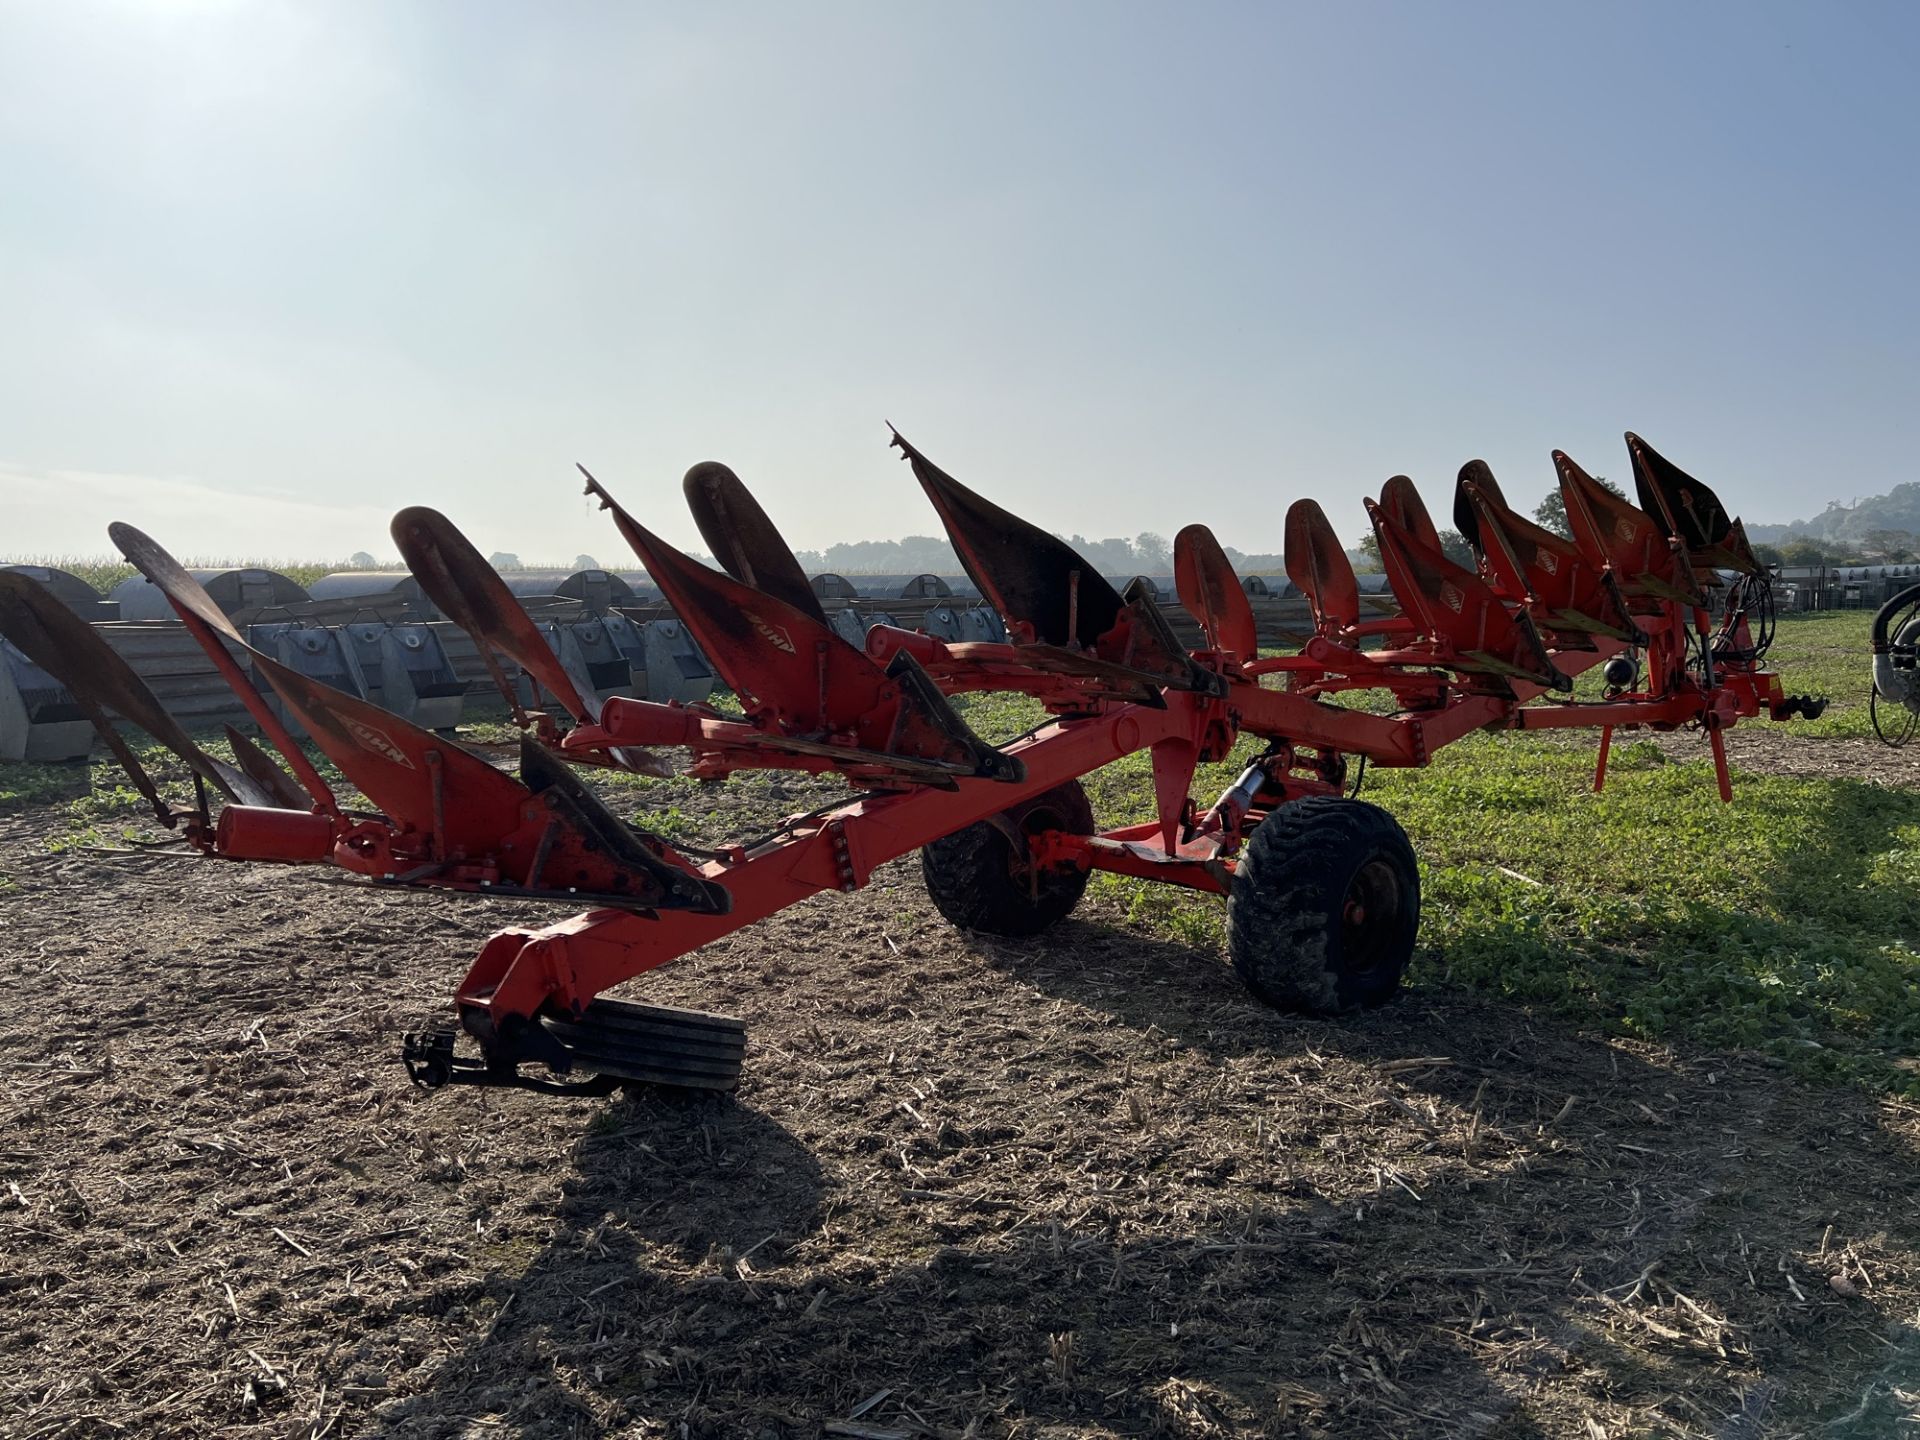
top-left (461, 486), bottom-right (1916, 579)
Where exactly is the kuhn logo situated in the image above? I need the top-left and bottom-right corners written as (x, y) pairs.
top-left (347, 719), bottom-right (415, 769)
top-left (1538, 549), bottom-right (1559, 576)
top-left (1439, 581), bottom-right (1465, 614)
top-left (1615, 518), bottom-right (1639, 542)
top-left (748, 612), bottom-right (795, 653)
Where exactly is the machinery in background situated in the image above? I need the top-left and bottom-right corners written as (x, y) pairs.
top-left (0, 566), bottom-right (117, 761)
top-left (1870, 582), bottom-right (1920, 747)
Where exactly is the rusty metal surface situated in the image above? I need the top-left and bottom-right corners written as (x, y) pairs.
top-left (110, 522), bottom-right (341, 810)
top-left (1626, 432), bottom-right (1763, 576)
top-left (0, 569), bottom-right (272, 807)
top-left (1378, 474), bottom-right (1442, 554)
top-left (889, 429), bottom-right (1127, 652)
top-left (1554, 450), bottom-right (1700, 604)
top-left (682, 462), bottom-right (827, 623)
top-left (1367, 499), bottom-right (1566, 693)
top-left (1452, 458), bottom-right (1508, 551)
top-left (1174, 524), bottom-right (1258, 659)
top-left (390, 507), bottom-right (594, 721)
top-left (223, 724), bottom-right (310, 810)
top-left (1284, 498), bottom-right (1361, 632)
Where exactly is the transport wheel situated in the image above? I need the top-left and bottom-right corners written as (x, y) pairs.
top-left (921, 780), bottom-right (1096, 937)
top-left (1228, 796), bottom-right (1419, 1014)
top-left (539, 996), bottom-right (747, 1091)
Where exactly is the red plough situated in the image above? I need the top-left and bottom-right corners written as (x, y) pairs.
top-left (2, 431), bottom-right (1825, 1098)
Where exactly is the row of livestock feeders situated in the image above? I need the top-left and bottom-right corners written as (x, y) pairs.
top-left (115, 564), bottom-right (1007, 620)
top-left (0, 432), bottom-right (1825, 1106)
top-left (0, 573), bottom-right (682, 762)
top-left (309, 568), bottom-right (1022, 643)
top-left (241, 610), bottom-right (720, 738)
top-left (117, 563), bottom-right (657, 620)
top-left (27, 557), bottom-right (1336, 632)
top-left (126, 561), bottom-right (1018, 661)
top-left (0, 557), bottom-right (1198, 760)
top-left (0, 567), bottom-right (119, 760)
top-left (0, 563), bottom-right (732, 760)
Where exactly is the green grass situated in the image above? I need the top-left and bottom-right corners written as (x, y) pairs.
top-left (1760, 609), bottom-right (1877, 737)
top-left (1368, 732), bottom-right (1919, 1095)
top-left (0, 731), bottom-right (362, 849)
top-left (1, 608), bottom-right (1911, 1094)
top-left (957, 629), bottom-right (1917, 1096)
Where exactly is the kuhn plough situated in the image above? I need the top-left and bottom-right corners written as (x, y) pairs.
top-left (0, 431), bottom-right (1823, 1097)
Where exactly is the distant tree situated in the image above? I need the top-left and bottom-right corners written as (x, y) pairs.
top-left (1437, 529), bottom-right (1475, 567)
top-left (819, 539), bottom-right (895, 572)
top-left (1221, 545), bottom-right (1289, 574)
top-left (1778, 539), bottom-right (1819, 566)
top-left (1063, 534), bottom-right (1140, 574)
top-left (1779, 536), bottom-right (1860, 567)
top-left (816, 534), bottom-right (962, 574)
top-left (1132, 531), bottom-right (1171, 572)
top-left (1752, 542), bottom-right (1784, 568)
top-left (1533, 475), bottom-right (1623, 539)
top-left (573, 553), bottom-right (601, 571)
top-left (488, 551), bottom-right (522, 571)
top-left (1355, 528), bottom-right (1475, 569)
top-left (349, 550), bottom-right (376, 569)
top-left (895, 534), bottom-right (964, 572)
top-left (1862, 529), bottom-right (1917, 564)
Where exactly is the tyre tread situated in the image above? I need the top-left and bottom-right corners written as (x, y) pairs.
top-left (1228, 796), bottom-right (1419, 1014)
top-left (922, 781), bottom-right (1095, 938)
top-left (538, 996), bottom-right (748, 1092)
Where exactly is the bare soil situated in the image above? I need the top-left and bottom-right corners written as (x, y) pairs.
top-left (1652, 725), bottom-right (1920, 789)
top-left (2, 779), bottom-right (1917, 1440)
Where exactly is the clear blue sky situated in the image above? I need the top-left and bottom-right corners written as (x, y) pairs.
top-left (1, 1), bottom-right (1914, 563)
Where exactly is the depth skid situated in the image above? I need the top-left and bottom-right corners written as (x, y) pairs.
top-left (0, 428), bottom-right (1821, 1104)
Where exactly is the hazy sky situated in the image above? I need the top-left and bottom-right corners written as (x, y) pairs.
top-left (2, 1), bottom-right (1914, 564)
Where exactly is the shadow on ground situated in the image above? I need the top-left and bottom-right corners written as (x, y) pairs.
top-left (373, 889), bottom-right (1919, 1437)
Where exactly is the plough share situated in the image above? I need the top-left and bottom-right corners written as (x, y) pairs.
top-left (0, 430), bottom-right (1824, 1098)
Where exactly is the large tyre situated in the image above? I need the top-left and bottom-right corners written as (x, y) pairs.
top-left (1228, 796), bottom-right (1419, 1014)
top-left (921, 780), bottom-right (1096, 937)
